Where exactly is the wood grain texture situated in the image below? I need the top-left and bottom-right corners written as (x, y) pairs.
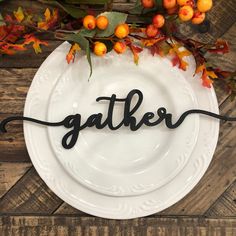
top-left (205, 22), bottom-right (236, 72)
top-left (206, 180), bottom-right (236, 217)
top-left (0, 69), bottom-right (37, 162)
top-left (1, 216), bottom-right (236, 236)
top-left (54, 202), bottom-right (86, 216)
top-left (0, 0), bottom-right (236, 233)
top-left (0, 168), bottom-right (63, 214)
top-left (0, 41), bottom-right (62, 69)
top-left (0, 162), bottom-right (31, 198)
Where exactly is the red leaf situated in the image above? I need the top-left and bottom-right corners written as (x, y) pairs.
top-left (129, 44), bottom-right (143, 65)
top-left (171, 55), bottom-right (180, 67)
top-left (208, 40), bottom-right (229, 54)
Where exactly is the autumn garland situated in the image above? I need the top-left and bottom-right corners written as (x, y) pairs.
top-left (0, 0), bottom-right (235, 98)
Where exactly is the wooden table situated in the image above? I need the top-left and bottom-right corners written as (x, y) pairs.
top-left (0, 1), bottom-right (236, 235)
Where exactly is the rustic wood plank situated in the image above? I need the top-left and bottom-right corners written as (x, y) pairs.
top-left (0, 69), bottom-right (37, 162)
top-left (0, 121), bottom-right (30, 162)
top-left (0, 167), bottom-right (63, 214)
top-left (0, 41), bottom-right (61, 69)
top-left (205, 22), bottom-right (236, 72)
top-left (53, 202), bottom-right (87, 216)
top-left (159, 95), bottom-right (236, 216)
top-left (0, 162), bottom-right (31, 198)
top-left (0, 216), bottom-right (236, 236)
top-left (209, 21), bottom-right (236, 106)
top-left (0, 0), bottom-right (235, 220)
top-left (205, 180), bottom-right (236, 217)
top-left (0, 68), bottom-right (36, 104)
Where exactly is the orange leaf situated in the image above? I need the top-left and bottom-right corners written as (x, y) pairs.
top-left (169, 43), bottom-right (191, 71)
top-left (38, 8), bottom-right (59, 30)
top-left (0, 42), bottom-right (26, 55)
top-left (196, 64), bottom-right (215, 88)
top-left (195, 64), bottom-right (205, 74)
top-left (129, 44), bottom-right (143, 65)
top-left (206, 70), bottom-right (218, 79)
top-left (150, 41), bottom-right (170, 57)
top-left (24, 34), bottom-right (48, 54)
top-left (13, 7), bottom-right (24, 23)
top-left (66, 43), bottom-right (81, 64)
top-left (141, 36), bottom-right (165, 47)
top-left (202, 70), bottom-right (213, 88)
top-left (44, 8), bottom-right (51, 21)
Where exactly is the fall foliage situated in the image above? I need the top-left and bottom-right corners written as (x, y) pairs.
top-left (0, 1), bottom-right (235, 96)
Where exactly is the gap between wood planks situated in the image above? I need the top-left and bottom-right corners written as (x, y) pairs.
top-left (0, 0), bottom-right (235, 218)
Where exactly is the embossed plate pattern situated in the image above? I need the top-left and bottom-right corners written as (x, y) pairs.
top-left (24, 42), bottom-right (219, 219)
top-left (47, 50), bottom-right (199, 197)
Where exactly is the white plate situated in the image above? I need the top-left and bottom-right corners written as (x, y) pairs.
top-left (24, 42), bottom-right (219, 219)
top-left (47, 50), bottom-right (199, 197)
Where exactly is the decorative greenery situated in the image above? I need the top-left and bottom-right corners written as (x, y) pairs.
top-left (0, 0), bottom-right (235, 98)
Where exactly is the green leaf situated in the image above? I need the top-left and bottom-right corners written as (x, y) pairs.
top-left (128, 0), bottom-right (143, 14)
top-left (155, 0), bottom-right (163, 9)
top-left (59, 33), bottom-right (93, 77)
top-left (85, 43), bottom-right (92, 79)
top-left (40, 0), bottom-right (87, 18)
top-left (79, 28), bottom-right (96, 38)
top-left (95, 11), bottom-right (128, 37)
top-left (59, 3), bottom-right (87, 18)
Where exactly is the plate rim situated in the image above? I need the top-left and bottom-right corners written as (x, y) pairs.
top-left (23, 42), bottom-right (219, 219)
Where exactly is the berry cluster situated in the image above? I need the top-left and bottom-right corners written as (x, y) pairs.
top-left (83, 15), bottom-right (129, 56)
top-left (142, 0), bottom-right (213, 25)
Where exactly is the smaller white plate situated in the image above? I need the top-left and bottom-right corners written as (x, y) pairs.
top-left (47, 50), bottom-right (199, 197)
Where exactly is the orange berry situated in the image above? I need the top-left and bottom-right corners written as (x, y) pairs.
top-left (114, 24), bottom-right (129, 39)
top-left (83, 15), bottom-right (96, 30)
top-left (187, 0), bottom-right (195, 7)
top-left (197, 0), bottom-right (212, 12)
top-left (93, 42), bottom-right (107, 56)
top-left (113, 41), bottom-right (127, 54)
top-left (163, 0), bottom-right (176, 9)
top-left (167, 5), bottom-right (179, 14)
top-left (178, 5), bottom-right (194, 21)
top-left (177, 0), bottom-right (194, 6)
top-left (96, 15), bottom-right (109, 30)
top-left (152, 14), bottom-right (165, 28)
top-left (141, 0), bottom-right (155, 8)
top-left (146, 24), bottom-right (159, 38)
top-left (177, 0), bottom-right (189, 5)
top-left (191, 10), bottom-right (205, 24)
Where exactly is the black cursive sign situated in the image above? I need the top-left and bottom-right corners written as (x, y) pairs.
top-left (1, 89), bottom-right (236, 149)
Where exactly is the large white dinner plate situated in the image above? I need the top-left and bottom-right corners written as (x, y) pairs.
top-left (24, 42), bottom-right (219, 219)
top-left (47, 49), bottom-right (199, 197)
